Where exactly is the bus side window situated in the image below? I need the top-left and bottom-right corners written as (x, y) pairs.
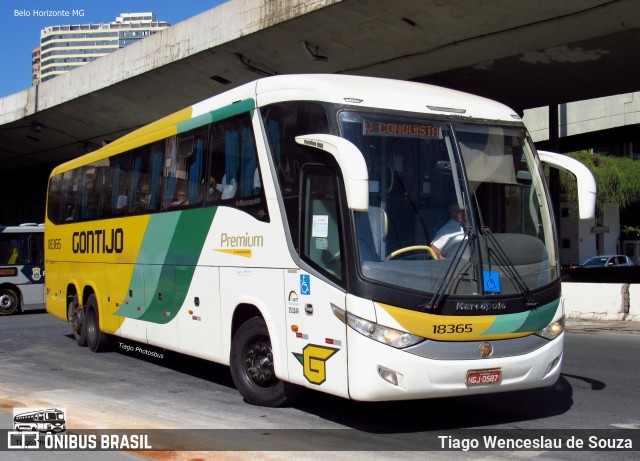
top-left (4, 236), bottom-right (28, 265)
top-left (108, 152), bottom-right (131, 216)
top-left (79, 163), bottom-right (101, 221)
top-left (239, 125), bottom-right (258, 198)
top-left (182, 132), bottom-right (206, 206)
top-left (203, 113), bottom-right (268, 221)
top-left (217, 119), bottom-right (259, 201)
top-left (47, 174), bottom-right (62, 224)
top-left (163, 128), bottom-right (207, 209)
top-left (261, 101), bottom-right (330, 250)
top-left (47, 175), bottom-right (63, 224)
top-left (61, 169), bottom-right (79, 222)
top-left (0, 236), bottom-right (15, 264)
top-left (31, 233), bottom-right (45, 264)
top-left (205, 121), bottom-right (227, 203)
top-left (301, 166), bottom-right (343, 281)
top-left (223, 129), bottom-right (239, 200)
top-left (129, 141), bottom-right (164, 214)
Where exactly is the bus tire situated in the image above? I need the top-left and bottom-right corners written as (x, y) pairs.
top-left (68, 294), bottom-right (86, 347)
top-left (230, 317), bottom-right (300, 407)
top-left (85, 294), bottom-right (110, 353)
top-left (0, 287), bottom-right (20, 315)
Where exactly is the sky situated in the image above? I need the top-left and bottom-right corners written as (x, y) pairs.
top-left (1, 1), bottom-right (227, 98)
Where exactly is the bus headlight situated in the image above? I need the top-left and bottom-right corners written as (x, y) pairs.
top-left (535, 317), bottom-right (565, 340)
top-left (332, 305), bottom-right (424, 348)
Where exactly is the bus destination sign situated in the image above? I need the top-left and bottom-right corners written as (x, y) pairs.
top-left (363, 120), bottom-right (442, 139)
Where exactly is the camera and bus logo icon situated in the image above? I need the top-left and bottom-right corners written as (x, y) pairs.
top-left (13, 408), bottom-right (66, 433)
top-left (8, 408), bottom-right (66, 449)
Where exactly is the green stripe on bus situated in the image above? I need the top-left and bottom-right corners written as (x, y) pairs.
top-left (515, 299), bottom-right (559, 333)
top-left (480, 299), bottom-right (558, 336)
top-left (116, 207), bottom-right (217, 323)
top-left (115, 213), bottom-right (181, 319)
top-left (177, 99), bottom-right (256, 133)
top-left (137, 207), bottom-right (217, 324)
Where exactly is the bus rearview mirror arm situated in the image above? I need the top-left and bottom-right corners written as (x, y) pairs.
top-left (538, 150), bottom-right (596, 220)
top-left (295, 134), bottom-right (369, 211)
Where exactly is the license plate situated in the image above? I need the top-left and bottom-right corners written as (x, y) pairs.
top-left (465, 368), bottom-right (502, 386)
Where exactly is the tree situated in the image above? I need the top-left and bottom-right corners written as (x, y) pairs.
top-left (559, 150), bottom-right (640, 214)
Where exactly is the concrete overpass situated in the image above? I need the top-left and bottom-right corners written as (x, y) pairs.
top-left (1, 0), bottom-right (640, 222)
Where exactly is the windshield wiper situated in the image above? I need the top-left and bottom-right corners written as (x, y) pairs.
top-left (427, 228), bottom-right (473, 310)
top-left (481, 226), bottom-right (538, 308)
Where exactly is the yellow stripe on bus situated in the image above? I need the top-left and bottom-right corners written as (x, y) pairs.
top-left (214, 248), bottom-right (253, 258)
top-left (51, 107), bottom-right (193, 174)
top-left (377, 302), bottom-right (530, 341)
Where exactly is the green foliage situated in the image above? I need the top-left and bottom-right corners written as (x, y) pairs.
top-left (559, 150), bottom-right (640, 211)
top-left (623, 225), bottom-right (640, 237)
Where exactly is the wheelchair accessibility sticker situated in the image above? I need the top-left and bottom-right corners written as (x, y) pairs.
top-left (300, 274), bottom-right (311, 295)
top-left (483, 270), bottom-right (501, 293)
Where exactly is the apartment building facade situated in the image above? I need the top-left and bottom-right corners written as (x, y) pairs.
top-left (32, 12), bottom-right (169, 85)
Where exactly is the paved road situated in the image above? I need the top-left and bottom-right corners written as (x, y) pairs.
top-left (1, 312), bottom-right (638, 460)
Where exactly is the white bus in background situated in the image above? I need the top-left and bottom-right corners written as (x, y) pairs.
top-left (0, 224), bottom-right (45, 315)
top-left (45, 75), bottom-right (595, 406)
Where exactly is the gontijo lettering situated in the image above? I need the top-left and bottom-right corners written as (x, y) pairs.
top-left (72, 228), bottom-right (123, 254)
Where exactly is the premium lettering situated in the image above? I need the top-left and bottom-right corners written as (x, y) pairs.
top-left (220, 232), bottom-right (263, 248)
top-left (72, 228), bottom-right (124, 254)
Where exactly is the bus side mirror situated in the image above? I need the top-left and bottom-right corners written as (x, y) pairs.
top-left (295, 134), bottom-right (369, 211)
top-left (538, 150), bottom-right (596, 220)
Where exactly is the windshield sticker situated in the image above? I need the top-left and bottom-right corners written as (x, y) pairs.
top-left (483, 270), bottom-right (501, 293)
top-left (314, 238), bottom-right (328, 250)
top-left (312, 215), bottom-right (329, 238)
top-left (363, 120), bottom-right (442, 139)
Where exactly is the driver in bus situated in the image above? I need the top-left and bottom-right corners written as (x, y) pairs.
top-left (430, 203), bottom-right (466, 260)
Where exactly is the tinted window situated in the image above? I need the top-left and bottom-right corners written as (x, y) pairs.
top-left (261, 101), bottom-right (330, 249)
top-left (48, 108), bottom-right (269, 224)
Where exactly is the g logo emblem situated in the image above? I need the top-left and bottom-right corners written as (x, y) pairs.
top-left (293, 344), bottom-right (339, 385)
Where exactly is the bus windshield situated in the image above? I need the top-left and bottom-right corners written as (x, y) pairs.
top-left (340, 111), bottom-right (557, 298)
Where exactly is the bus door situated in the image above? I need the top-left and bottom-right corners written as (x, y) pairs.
top-left (24, 231), bottom-right (45, 306)
top-left (284, 166), bottom-right (349, 399)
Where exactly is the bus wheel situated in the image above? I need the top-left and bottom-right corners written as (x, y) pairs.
top-left (84, 294), bottom-right (110, 353)
top-left (0, 288), bottom-right (20, 315)
top-left (68, 294), bottom-right (86, 347)
top-left (230, 317), bottom-right (300, 407)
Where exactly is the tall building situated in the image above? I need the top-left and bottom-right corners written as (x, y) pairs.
top-left (31, 46), bottom-right (41, 84)
top-left (33, 13), bottom-right (170, 85)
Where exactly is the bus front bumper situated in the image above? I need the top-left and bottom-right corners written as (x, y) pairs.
top-left (346, 329), bottom-right (564, 401)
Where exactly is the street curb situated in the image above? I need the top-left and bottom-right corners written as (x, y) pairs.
top-left (565, 318), bottom-right (640, 334)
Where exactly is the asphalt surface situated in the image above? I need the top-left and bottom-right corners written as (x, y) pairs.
top-left (2, 316), bottom-right (638, 461)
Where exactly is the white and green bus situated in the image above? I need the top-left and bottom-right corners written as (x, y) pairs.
top-left (45, 75), bottom-right (595, 406)
top-left (0, 224), bottom-right (45, 315)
